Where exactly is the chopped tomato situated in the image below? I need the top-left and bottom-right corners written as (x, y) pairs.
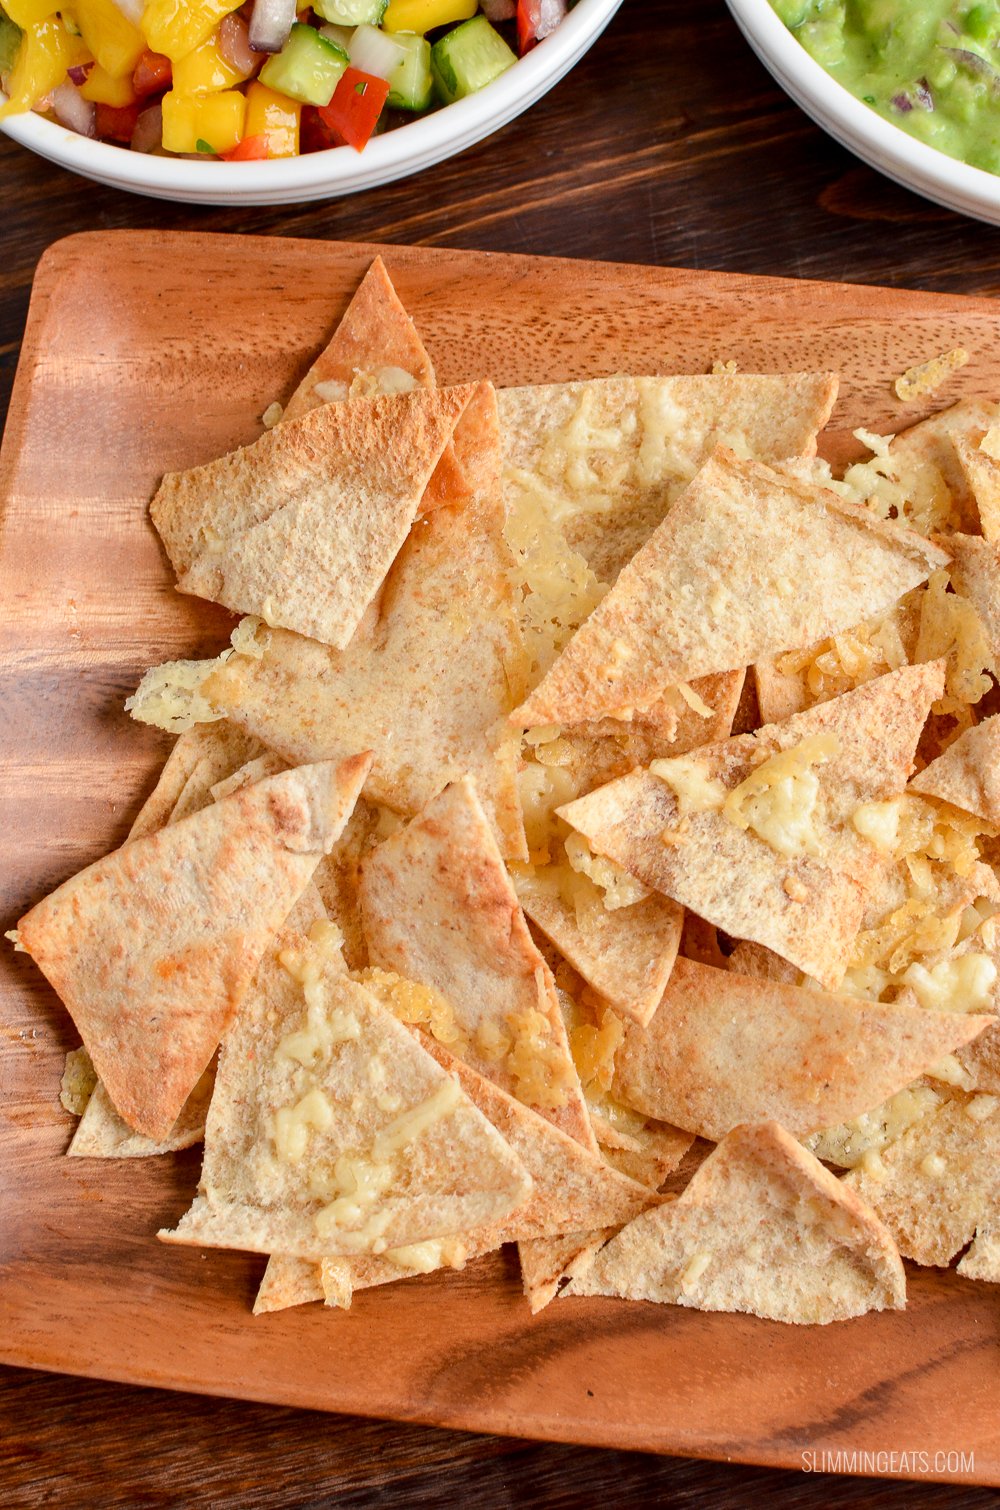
top-left (133, 48), bottom-right (171, 98)
top-left (95, 100), bottom-right (141, 140)
top-left (317, 66), bottom-right (388, 153)
top-left (299, 103), bottom-right (340, 153)
top-left (220, 131), bottom-right (269, 160)
top-left (516, 0), bottom-right (565, 54)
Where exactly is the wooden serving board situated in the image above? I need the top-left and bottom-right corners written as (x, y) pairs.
top-left (3, 231), bottom-right (1000, 1484)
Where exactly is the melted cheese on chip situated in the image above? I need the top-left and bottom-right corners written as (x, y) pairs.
top-left (722, 733), bottom-right (840, 858)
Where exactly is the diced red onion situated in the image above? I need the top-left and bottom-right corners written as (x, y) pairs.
top-left (481, 0), bottom-right (515, 20)
top-left (108, 0), bottom-right (144, 23)
top-left (532, 0), bottom-right (566, 41)
top-left (219, 13), bottom-right (258, 75)
top-left (67, 60), bottom-right (94, 85)
top-left (50, 81), bottom-right (96, 137)
top-left (944, 46), bottom-right (1000, 89)
top-left (347, 23), bottom-right (405, 81)
top-left (249, 0), bottom-right (297, 54)
top-left (130, 101), bottom-right (163, 153)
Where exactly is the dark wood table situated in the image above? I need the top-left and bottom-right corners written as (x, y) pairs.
top-left (4, 0), bottom-right (1000, 1502)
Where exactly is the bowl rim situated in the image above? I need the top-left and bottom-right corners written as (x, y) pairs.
top-left (0, 0), bottom-right (619, 192)
top-left (728, 0), bottom-right (1000, 206)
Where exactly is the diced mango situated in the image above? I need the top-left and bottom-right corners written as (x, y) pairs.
top-left (3, 0), bottom-right (57, 29)
top-left (0, 15), bottom-right (78, 118)
top-left (171, 31), bottom-right (250, 93)
top-left (74, 0), bottom-right (144, 78)
top-left (79, 60), bottom-right (136, 105)
top-left (382, 0), bottom-right (476, 34)
top-left (244, 81), bottom-right (300, 157)
top-left (161, 86), bottom-right (246, 152)
top-left (141, 0), bottom-right (242, 63)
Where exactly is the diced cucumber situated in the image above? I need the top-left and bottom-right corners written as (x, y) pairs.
top-left (259, 22), bottom-right (348, 106)
top-left (387, 31), bottom-right (432, 111)
top-left (0, 5), bottom-right (22, 74)
top-left (430, 15), bottom-right (515, 105)
top-left (312, 0), bottom-right (387, 24)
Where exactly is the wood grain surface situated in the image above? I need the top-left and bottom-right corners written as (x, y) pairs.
top-left (4, 0), bottom-right (1000, 1503)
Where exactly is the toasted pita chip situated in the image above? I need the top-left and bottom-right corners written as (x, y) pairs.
top-left (18, 755), bottom-right (371, 1140)
top-left (254, 1255), bottom-right (324, 1314)
top-left (128, 722), bottom-right (267, 840)
top-left (954, 431), bottom-right (1000, 543)
top-left (518, 1230), bottom-right (616, 1315)
top-left (944, 533), bottom-right (1000, 662)
top-left (889, 399), bottom-right (1000, 535)
top-left (566, 1122), bottom-right (906, 1323)
top-left (845, 1090), bottom-right (1000, 1266)
top-left (200, 387), bottom-right (526, 861)
top-left (152, 384), bottom-right (478, 649)
top-left (68, 1063), bottom-right (216, 1158)
top-left (499, 372), bottom-right (838, 598)
top-left (610, 957), bottom-right (990, 1140)
top-left (209, 751), bottom-right (287, 803)
top-left (161, 938), bottom-right (531, 1260)
top-left (957, 1222), bottom-right (1000, 1282)
top-left (909, 714), bottom-right (1000, 824)
top-left (359, 778), bottom-right (594, 1146)
top-left (283, 257), bottom-right (436, 424)
top-left (559, 664), bottom-right (945, 989)
top-left (514, 449), bottom-right (947, 728)
top-left (590, 1112), bottom-right (694, 1190)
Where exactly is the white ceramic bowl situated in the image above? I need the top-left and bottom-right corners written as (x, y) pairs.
top-left (727, 0), bottom-right (1000, 226)
top-left (0, 0), bottom-right (622, 204)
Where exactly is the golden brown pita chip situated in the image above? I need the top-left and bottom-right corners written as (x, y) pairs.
top-left (200, 388), bottom-right (526, 861)
top-left (890, 399), bottom-right (1000, 535)
top-left (209, 751), bottom-right (287, 803)
top-left (128, 723), bottom-right (267, 840)
top-left (153, 384), bottom-right (478, 649)
top-left (590, 1112), bottom-right (694, 1190)
top-left (845, 1090), bottom-right (1000, 1266)
top-left (909, 714), bottom-right (1000, 824)
top-left (957, 1221), bottom-right (1000, 1282)
top-left (610, 957), bottom-right (991, 1140)
top-left (161, 938), bottom-right (531, 1260)
top-left (18, 755), bottom-right (371, 1141)
top-left (954, 430), bottom-right (1000, 542)
top-left (359, 778), bottom-right (594, 1147)
top-left (944, 532), bottom-right (1000, 662)
top-left (499, 372), bottom-right (838, 599)
top-left (514, 449), bottom-right (946, 728)
top-left (68, 1063), bottom-right (216, 1158)
top-left (558, 664), bottom-right (945, 989)
top-left (283, 257), bottom-right (436, 424)
top-left (566, 1122), bottom-right (906, 1323)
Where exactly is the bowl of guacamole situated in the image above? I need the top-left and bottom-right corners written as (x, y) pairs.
top-left (728, 0), bottom-right (1000, 224)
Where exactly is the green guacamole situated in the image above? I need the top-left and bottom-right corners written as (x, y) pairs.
top-left (771, 0), bottom-right (1000, 174)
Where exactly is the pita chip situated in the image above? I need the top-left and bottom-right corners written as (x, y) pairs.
top-left (513, 448), bottom-right (947, 728)
top-left (558, 663), bottom-right (945, 989)
top-left (127, 722), bottom-right (268, 840)
top-left (957, 1222), bottom-right (1000, 1282)
top-left (500, 372), bottom-right (838, 596)
top-left (610, 957), bottom-right (991, 1140)
top-left (359, 778), bottom-right (594, 1147)
top-left (590, 1112), bottom-right (694, 1190)
top-left (945, 533), bottom-right (1000, 663)
top-left (909, 714), bottom-right (1000, 824)
top-left (954, 430), bottom-right (1000, 543)
top-left (845, 1090), bottom-right (1000, 1267)
top-left (17, 755), bottom-right (371, 1140)
top-left (68, 1063), bottom-right (216, 1158)
top-left (161, 935), bottom-right (531, 1260)
top-left (200, 386), bottom-right (526, 860)
top-left (889, 398), bottom-right (1000, 536)
top-left (283, 257), bottom-right (436, 423)
top-left (566, 1122), bottom-right (906, 1323)
top-left (152, 383), bottom-right (479, 649)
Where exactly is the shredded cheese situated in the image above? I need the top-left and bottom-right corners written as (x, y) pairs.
top-left (723, 734), bottom-right (840, 858)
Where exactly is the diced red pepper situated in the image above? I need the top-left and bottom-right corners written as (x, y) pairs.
top-left (317, 66), bottom-right (388, 153)
top-left (516, 0), bottom-right (566, 55)
top-left (133, 48), bottom-right (171, 98)
top-left (95, 100), bottom-right (142, 140)
top-left (220, 131), bottom-right (269, 160)
top-left (299, 103), bottom-right (339, 153)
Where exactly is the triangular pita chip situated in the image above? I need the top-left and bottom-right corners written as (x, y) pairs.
top-left (283, 257), bottom-right (436, 423)
top-left (610, 957), bottom-right (991, 1140)
top-left (954, 430), bottom-right (1000, 542)
top-left (499, 372), bottom-right (839, 593)
top-left (280, 256), bottom-right (466, 513)
top-left (957, 1222), bottom-right (1000, 1282)
top-left (945, 532), bottom-right (1000, 662)
top-left (152, 383), bottom-right (479, 648)
top-left (889, 398), bottom-right (1000, 536)
top-left (68, 1063), bottom-right (216, 1158)
top-left (590, 1113), bottom-right (694, 1189)
top-left (17, 755), bottom-right (371, 1140)
top-left (845, 1090), bottom-right (1000, 1266)
top-left (514, 448), bottom-right (947, 727)
top-left (359, 777), bottom-right (594, 1147)
top-left (909, 713), bottom-right (1000, 824)
top-left (566, 1122), bottom-right (906, 1324)
top-left (558, 663), bottom-right (945, 989)
top-left (199, 385), bottom-right (526, 860)
top-left (161, 936), bottom-right (531, 1260)
top-left (127, 722), bottom-right (267, 840)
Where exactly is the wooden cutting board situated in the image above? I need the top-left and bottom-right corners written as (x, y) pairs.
top-left (3, 230), bottom-right (999, 1484)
